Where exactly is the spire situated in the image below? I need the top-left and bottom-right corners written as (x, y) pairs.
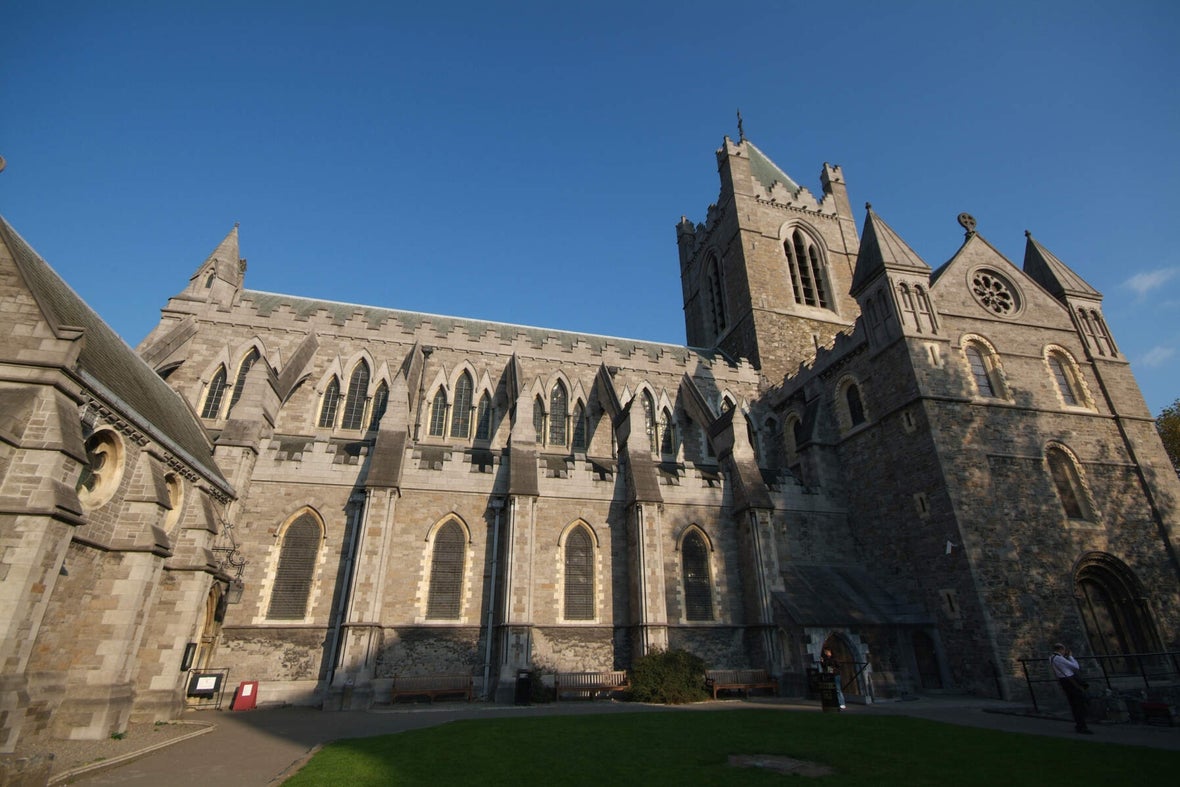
top-left (1022, 232), bottom-right (1101, 304)
top-left (743, 140), bottom-right (801, 195)
top-left (193, 225), bottom-right (244, 288)
top-left (850, 204), bottom-right (929, 296)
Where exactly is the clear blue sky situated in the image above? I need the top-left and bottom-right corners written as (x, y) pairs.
top-left (3, 1), bottom-right (1178, 414)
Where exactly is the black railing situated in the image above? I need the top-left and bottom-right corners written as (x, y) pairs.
top-left (1019, 651), bottom-right (1180, 713)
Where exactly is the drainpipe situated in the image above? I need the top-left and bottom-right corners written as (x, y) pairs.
top-left (482, 496), bottom-right (505, 699)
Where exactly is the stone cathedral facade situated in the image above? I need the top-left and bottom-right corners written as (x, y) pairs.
top-left (3, 135), bottom-right (1179, 751)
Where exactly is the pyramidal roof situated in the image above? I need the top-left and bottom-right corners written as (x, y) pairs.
top-left (744, 140), bottom-right (801, 194)
top-left (191, 225), bottom-right (242, 284)
top-left (850, 206), bottom-right (930, 295)
top-left (0, 215), bottom-right (229, 490)
top-left (1022, 232), bottom-right (1101, 302)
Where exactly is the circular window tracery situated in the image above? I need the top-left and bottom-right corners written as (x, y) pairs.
top-left (76, 428), bottom-right (125, 510)
top-left (970, 269), bottom-right (1021, 316)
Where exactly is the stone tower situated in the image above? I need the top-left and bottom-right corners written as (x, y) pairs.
top-left (677, 137), bottom-right (860, 379)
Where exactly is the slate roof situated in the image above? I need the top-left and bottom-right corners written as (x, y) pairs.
top-left (774, 564), bottom-right (931, 626)
top-left (244, 290), bottom-right (718, 362)
top-left (0, 215), bottom-right (230, 490)
top-left (1022, 233), bottom-right (1101, 301)
top-left (850, 208), bottom-right (930, 296)
top-left (745, 141), bottom-right (801, 194)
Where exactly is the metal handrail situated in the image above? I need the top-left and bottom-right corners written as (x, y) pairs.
top-left (1019, 650), bottom-right (1180, 713)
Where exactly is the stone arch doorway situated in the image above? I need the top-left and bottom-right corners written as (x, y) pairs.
top-left (821, 634), bottom-right (861, 699)
top-left (194, 583), bottom-right (226, 671)
top-left (1074, 553), bottom-right (1160, 671)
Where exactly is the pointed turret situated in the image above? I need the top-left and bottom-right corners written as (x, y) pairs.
top-left (850, 205), bottom-right (937, 346)
top-left (1022, 232), bottom-right (1102, 304)
top-left (850, 205), bottom-right (929, 296)
top-left (176, 225), bottom-right (246, 308)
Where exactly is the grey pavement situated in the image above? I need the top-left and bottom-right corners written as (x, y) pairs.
top-left (66, 696), bottom-right (1180, 786)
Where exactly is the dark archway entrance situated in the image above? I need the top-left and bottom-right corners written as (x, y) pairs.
top-left (912, 630), bottom-right (943, 689)
top-left (1074, 553), bottom-right (1160, 673)
top-left (821, 634), bottom-right (861, 699)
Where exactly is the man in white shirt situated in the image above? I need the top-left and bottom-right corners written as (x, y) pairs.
top-left (1050, 643), bottom-right (1093, 734)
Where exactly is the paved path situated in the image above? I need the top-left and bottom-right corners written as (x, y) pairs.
top-left (66, 697), bottom-right (1180, 786)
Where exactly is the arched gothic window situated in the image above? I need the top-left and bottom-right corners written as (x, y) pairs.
top-left (533, 396), bottom-right (547, 445)
top-left (451, 372), bottom-right (474, 439)
top-left (845, 383), bottom-right (866, 427)
top-left (963, 339), bottom-right (1006, 399)
top-left (201, 366), bottom-right (228, 419)
top-left (660, 408), bottom-right (676, 456)
top-left (549, 381), bottom-right (569, 447)
top-left (571, 402), bottom-right (588, 451)
top-left (705, 254), bottom-right (727, 337)
top-left (642, 392), bottom-right (656, 453)
top-left (428, 390), bottom-right (448, 437)
top-left (426, 520), bottom-right (465, 619)
top-left (318, 378), bottom-right (341, 428)
top-left (266, 512), bottom-right (322, 620)
top-left (682, 530), bottom-right (713, 621)
top-left (564, 525), bottom-right (594, 620)
top-left (1046, 446), bottom-right (1092, 521)
top-left (475, 393), bottom-right (493, 441)
top-left (340, 360), bottom-right (371, 430)
top-left (369, 381), bottom-right (389, 429)
top-left (227, 348), bottom-right (260, 417)
top-left (1047, 351), bottom-right (1084, 407)
top-left (784, 229), bottom-right (830, 308)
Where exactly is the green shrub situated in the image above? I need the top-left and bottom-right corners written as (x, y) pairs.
top-left (627, 649), bottom-right (709, 704)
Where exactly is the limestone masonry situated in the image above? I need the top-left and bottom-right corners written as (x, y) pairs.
top-left (2, 135), bottom-right (1178, 754)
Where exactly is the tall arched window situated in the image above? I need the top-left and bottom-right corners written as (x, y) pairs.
top-left (682, 529), bottom-right (713, 621)
top-left (340, 360), bottom-right (371, 430)
top-left (318, 378), bottom-right (341, 428)
top-left (1047, 351), bottom-right (1084, 407)
top-left (660, 408), bottom-right (676, 456)
top-left (227, 348), bottom-right (260, 416)
top-left (451, 372), bottom-right (474, 439)
top-left (475, 392), bottom-right (492, 440)
top-left (426, 520), bottom-right (465, 619)
top-left (845, 383), bottom-right (866, 427)
top-left (267, 512), bottom-right (322, 620)
top-left (564, 525), bottom-right (594, 620)
top-left (549, 381), bottom-right (569, 447)
top-left (705, 254), bottom-right (727, 337)
top-left (428, 390), bottom-right (448, 437)
top-left (571, 402), bottom-right (588, 450)
top-left (201, 366), bottom-right (228, 419)
top-left (965, 345), bottom-right (995, 397)
top-left (1046, 446), bottom-right (1092, 521)
top-left (784, 229), bottom-right (830, 308)
top-left (642, 391), bottom-right (656, 453)
top-left (533, 396), bottom-right (547, 445)
top-left (369, 381), bottom-right (389, 429)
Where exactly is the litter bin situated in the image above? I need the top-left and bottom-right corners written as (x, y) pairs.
top-left (514, 670), bottom-right (532, 706)
top-left (819, 674), bottom-right (840, 712)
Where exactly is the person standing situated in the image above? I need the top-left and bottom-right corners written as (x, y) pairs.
top-left (1050, 643), bottom-right (1093, 734)
top-left (820, 648), bottom-right (845, 710)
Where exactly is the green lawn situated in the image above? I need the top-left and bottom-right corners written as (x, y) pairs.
top-left (284, 710), bottom-right (1177, 786)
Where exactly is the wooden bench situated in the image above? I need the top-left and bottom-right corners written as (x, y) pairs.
top-left (705, 669), bottom-right (779, 699)
top-left (554, 670), bottom-right (630, 701)
top-left (390, 674), bottom-right (474, 703)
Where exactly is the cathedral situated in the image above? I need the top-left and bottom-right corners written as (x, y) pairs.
top-left (2, 135), bottom-right (1178, 752)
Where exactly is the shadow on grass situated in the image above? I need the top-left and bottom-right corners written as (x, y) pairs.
top-left (283, 710), bottom-right (1179, 786)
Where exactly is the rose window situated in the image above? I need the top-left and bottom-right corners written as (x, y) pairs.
top-left (970, 270), bottom-right (1019, 316)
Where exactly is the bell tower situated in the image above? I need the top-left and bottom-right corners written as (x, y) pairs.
top-left (677, 136), bottom-right (861, 380)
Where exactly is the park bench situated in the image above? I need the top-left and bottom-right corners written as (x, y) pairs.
top-left (705, 669), bottom-right (779, 699)
top-left (390, 673), bottom-right (474, 703)
top-left (554, 670), bottom-right (630, 701)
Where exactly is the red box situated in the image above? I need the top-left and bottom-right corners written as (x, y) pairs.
top-left (231, 680), bottom-right (259, 711)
